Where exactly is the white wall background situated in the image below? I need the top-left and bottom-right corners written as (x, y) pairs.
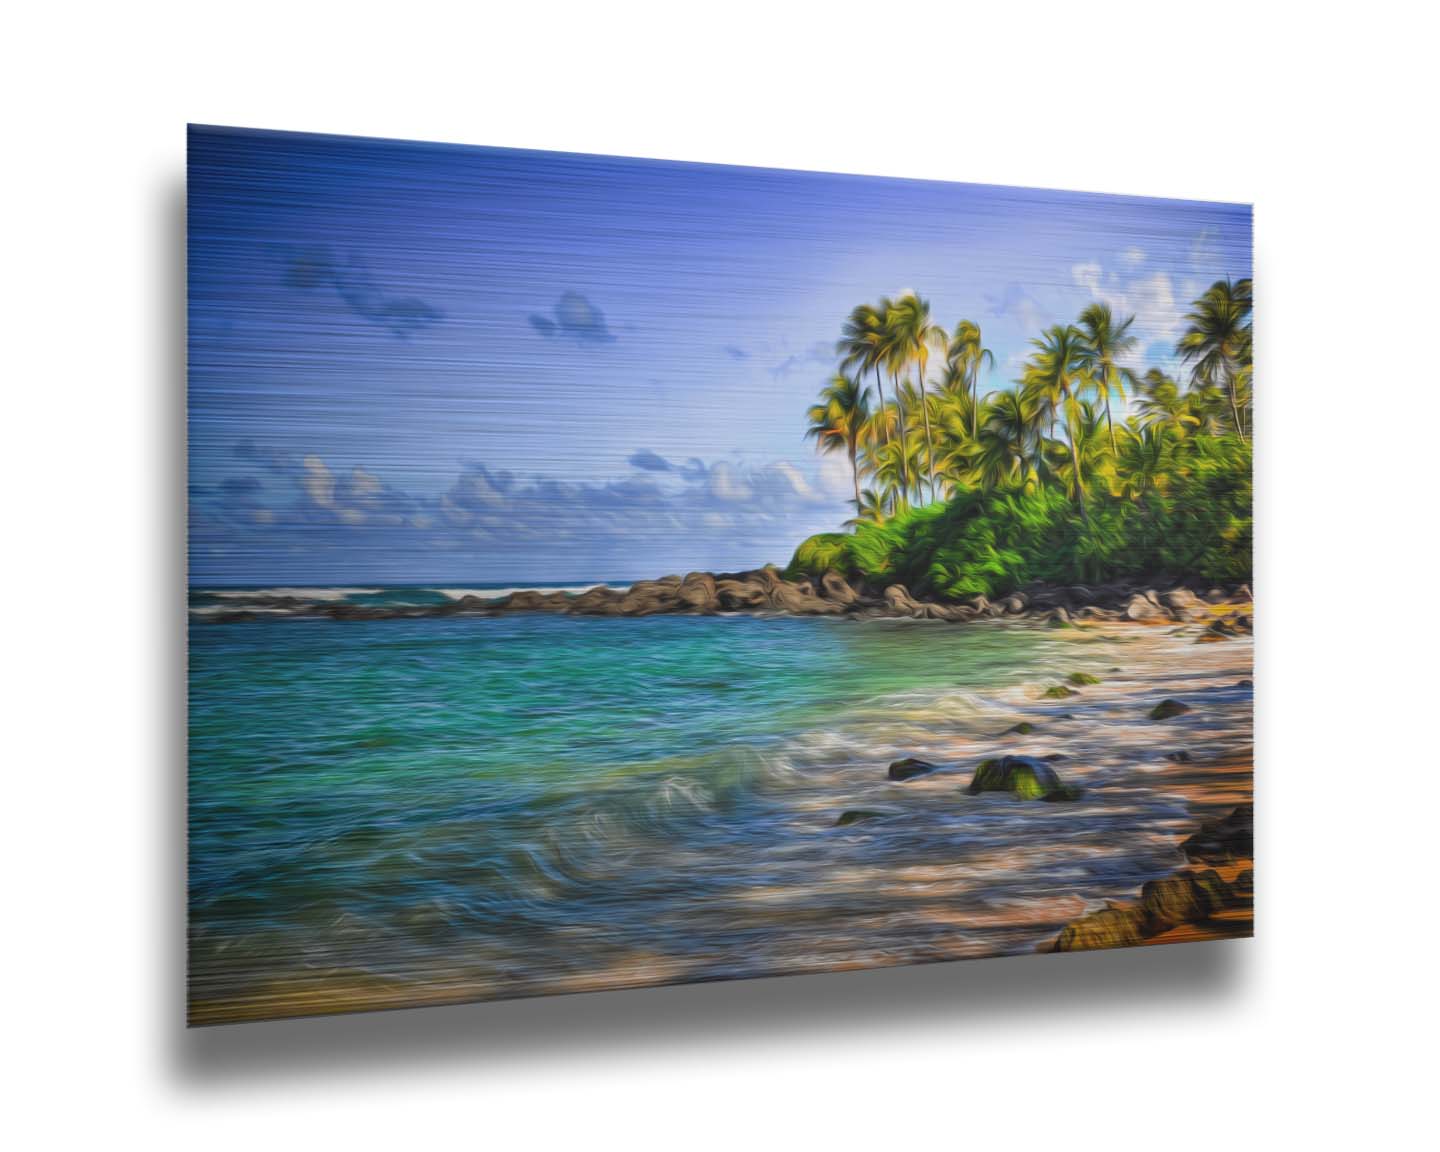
top-left (5, 1), bottom-right (1436, 1147)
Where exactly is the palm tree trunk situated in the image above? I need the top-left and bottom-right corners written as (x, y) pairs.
top-left (970, 359), bottom-right (980, 440)
top-left (849, 443), bottom-right (860, 515)
top-left (892, 372), bottom-right (910, 500)
top-left (917, 370), bottom-right (937, 505)
top-left (1064, 391), bottom-right (1090, 524)
top-left (1225, 363), bottom-right (1247, 443)
top-left (1104, 390), bottom-right (1118, 456)
top-left (873, 365), bottom-right (890, 447)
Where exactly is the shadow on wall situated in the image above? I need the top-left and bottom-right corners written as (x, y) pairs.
top-left (162, 175), bottom-right (1249, 1088)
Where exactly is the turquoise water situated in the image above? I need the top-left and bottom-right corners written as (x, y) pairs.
top-left (188, 605), bottom-right (1253, 1021)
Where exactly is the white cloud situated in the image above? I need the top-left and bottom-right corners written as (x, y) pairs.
top-left (1070, 263), bottom-right (1185, 355)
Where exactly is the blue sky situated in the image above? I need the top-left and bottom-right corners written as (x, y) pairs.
top-left (188, 125), bottom-right (1251, 584)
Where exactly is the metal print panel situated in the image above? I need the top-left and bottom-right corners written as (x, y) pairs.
top-left (187, 125), bottom-right (1253, 1025)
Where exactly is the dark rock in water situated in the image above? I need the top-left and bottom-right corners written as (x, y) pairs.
top-left (888, 757), bottom-right (939, 782)
top-left (1042, 753), bottom-right (1066, 761)
top-left (835, 809), bottom-right (888, 827)
top-left (1042, 685), bottom-right (1076, 699)
top-left (966, 755), bottom-right (1080, 801)
top-left (1004, 721), bottom-right (1037, 735)
top-left (1165, 750), bottom-right (1194, 763)
top-left (1051, 907), bottom-right (1145, 952)
top-left (1045, 608), bottom-right (1074, 628)
top-left (1236, 679), bottom-right (1254, 689)
top-left (1066, 671), bottom-right (1101, 686)
top-left (1148, 699), bottom-right (1191, 720)
top-left (1181, 804), bottom-right (1253, 863)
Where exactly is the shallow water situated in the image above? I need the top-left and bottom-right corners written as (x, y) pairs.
top-left (187, 609), bottom-right (1253, 1022)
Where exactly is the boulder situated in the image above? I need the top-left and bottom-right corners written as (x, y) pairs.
top-left (1236, 679), bottom-right (1254, 689)
top-left (767, 581), bottom-right (842, 615)
top-left (715, 577), bottom-right (768, 610)
top-left (1181, 804), bottom-right (1253, 863)
top-left (1051, 907), bottom-right (1145, 952)
top-left (1161, 588), bottom-right (1208, 621)
top-left (1002, 593), bottom-right (1027, 614)
top-left (1066, 671), bottom-right (1100, 686)
top-left (1125, 593), bottom-right (1163, 621)
top-left (1164, 750), bottom-right (1193, 763)
top-left (882, 584), bottom-right (923, 616)
top-left (1046, 607), bottom-right (1074, 628)
top-left (675, 572), bottom-right (718, 611)
top-left (887, 757), bottom-right (939, 782)
top-left (1042, 685), bottom-right (1076, 699)
top-left (1004, 721), bottom-right (1037, 735)
top-left (1148, 699), bottom-right (1191, 720)
top-left (618, 580), bottom-right (681, 615)
top-left (818, 569), bottom-right (859, 605)
top-left (965, 755), bottom-right (1080, 801)
top-left (1139, 871), bottom-right (1231, 932)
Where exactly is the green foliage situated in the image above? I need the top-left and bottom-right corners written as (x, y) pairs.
top-left (796, 282), bottom-right (1252, 597)
top-left (787, 435), bottom-right (1251, 599)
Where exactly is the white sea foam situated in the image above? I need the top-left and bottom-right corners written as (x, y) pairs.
top-left (434, 584), bottom-right (628, 602)
top-left (209, 587), bottom-right (384, 601)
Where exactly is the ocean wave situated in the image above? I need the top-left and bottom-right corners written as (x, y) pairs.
top-left (433, 584), bottom-right (629, 601)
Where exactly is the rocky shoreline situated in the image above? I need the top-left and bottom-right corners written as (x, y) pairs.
top-left (1047, 803), bottom-right (1254, 951)
top-left (201, 565), bottom-right (1254, 629)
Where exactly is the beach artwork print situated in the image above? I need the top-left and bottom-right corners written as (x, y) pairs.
top-left (188, 126), bottom-right (1253, 1025)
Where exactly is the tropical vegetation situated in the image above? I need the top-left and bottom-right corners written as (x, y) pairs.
top-left (794, 281), bottom-right (1253, 599)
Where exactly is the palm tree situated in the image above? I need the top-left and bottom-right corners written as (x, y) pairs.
top-left (845, 488), bottom-right (889, 527)
top-left (984, 385), bottom-right (1041, 486)
top-left (1077, 303), bottom-right (1138, 456)
top-left (805, 373), bottom-right (872, 515)
top-left (1023, 324), bottom-right (1094, 521)
top-left (1176, 277), bottom-right (1253, 442)
top-left (891, 376), bottom-right (933, 504)
top-left (837, 303), bottom-right (890, 450)
top-left (1112, 421), bottom-right (1175, 499)
top-left (1135, 369), bottom-right (1199, 438)
top-left (948, 319), bottom-right (995, 439)
top-left (885, 292), bottom-right (949, 503)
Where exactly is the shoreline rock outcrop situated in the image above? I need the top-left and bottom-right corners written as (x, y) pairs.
top-left (200, 568), bottom-right (1256, 627)
top-left (1047, 803), bottom-right (1255, 953)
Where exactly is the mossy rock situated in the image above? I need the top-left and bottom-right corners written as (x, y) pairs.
top-left (1004, 721), bottom-right (1037, 735)
top-left (887, 757), bottom-right (938, 782)
top-left (1066, 672), bottom-right (1101, 686)
top-left (966, 755), bottom-right (1080, 801)
top-left (1051, 907), bottom-right (1145, 952)
top-left (835, 809), bottom-right (888, 827)
top-left (1148, 698), bottom-right (1191, 720)
top-left (1139, 871), bottom-right (1231, 932)
top-left (1042, 685), bottom-right (1076, 699)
